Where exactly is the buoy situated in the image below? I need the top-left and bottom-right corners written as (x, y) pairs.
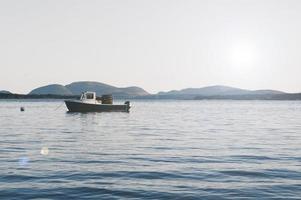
top-left (20, 107), bottom-right (25, 112)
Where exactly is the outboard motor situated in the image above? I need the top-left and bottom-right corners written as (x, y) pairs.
top-left (124, 101), bottom-right (130, 112)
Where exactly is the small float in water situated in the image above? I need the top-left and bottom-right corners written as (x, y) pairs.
top-left (65, 91), bottom-right (130, 112)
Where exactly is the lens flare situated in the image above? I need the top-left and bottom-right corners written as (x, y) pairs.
top-left (18, 157), bottom-right (29, 167)
top-left (40, 147), bottom-right (49, 155)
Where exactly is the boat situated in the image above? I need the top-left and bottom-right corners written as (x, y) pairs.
top-left (64, 91), bottom-right (130, 112)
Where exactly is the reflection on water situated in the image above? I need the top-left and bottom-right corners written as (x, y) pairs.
top-left (0, 100), bottom-right (301, 199)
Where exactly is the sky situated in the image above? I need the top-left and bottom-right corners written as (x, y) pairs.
top-left (0, 0), bottom-right (301, 94)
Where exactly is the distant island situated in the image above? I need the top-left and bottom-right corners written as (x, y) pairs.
top-left (1, 82), bottom-right (301, 100)
top-left (146, 85), bottom-right (301, 100)
top-left (28, 81), bottom-right (149, 97)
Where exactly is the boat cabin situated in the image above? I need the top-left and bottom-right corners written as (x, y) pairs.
top-left (80, 92), bottom-right (98, 104)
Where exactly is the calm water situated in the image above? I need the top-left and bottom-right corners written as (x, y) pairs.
top-left (0, 100), bottom-right (301, 199)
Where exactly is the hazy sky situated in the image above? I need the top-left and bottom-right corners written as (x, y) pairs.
top-left (1, 0), bottom-right (301, 94)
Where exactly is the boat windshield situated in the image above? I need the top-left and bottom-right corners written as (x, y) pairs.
top-left (86, 93), bottom-right (94, 99)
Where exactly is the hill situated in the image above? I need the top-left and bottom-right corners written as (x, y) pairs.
top-left (29, 81), bottom-right (149, 97)
top-left (0, 90), bottom-right (11, 94)
top-left (1, 84), bottom-right (300, 100)
top-left (65, 81), bottom-right (149, 96)
top-left (29, 84), bottom-right (73, 95)
top-left (157, 85), bottom-right (285, 98)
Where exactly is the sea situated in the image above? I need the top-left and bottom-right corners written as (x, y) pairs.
top-left (0, 100), bottom-right (301, 199)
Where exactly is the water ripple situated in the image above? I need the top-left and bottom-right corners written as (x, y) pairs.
top-left (0, 100), bottom-right (301, 199)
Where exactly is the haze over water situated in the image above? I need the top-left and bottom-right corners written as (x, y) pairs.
top-left (1, 0), bottom-right (301, 93)
top-left (1, 100), bottom-right (301, 199)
